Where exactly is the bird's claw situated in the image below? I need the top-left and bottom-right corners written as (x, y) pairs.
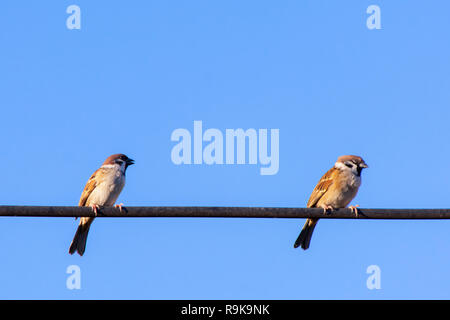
top-left (115, 203), bottom-right (126, 213)
top-left (322, 205), bottom-right (334, 215)
top-left (349, 205), bottom-right (360, 217)
top-left (90, 204), bottom-right (100, 217)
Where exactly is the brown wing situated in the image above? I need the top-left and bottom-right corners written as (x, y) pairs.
top-left (78, 168), bottom-right (104, 207)
top-left (306, 167), bottom-right (337, 208)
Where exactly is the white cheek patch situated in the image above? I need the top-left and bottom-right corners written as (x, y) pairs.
top-left (335, 161), bottom-right (358, 174)
top-left (102, 163), bottom-right (125, 173)
top-left (101, 162), bottom-right (126, 176)
top-left (334, 162), bottom-right (347, 170)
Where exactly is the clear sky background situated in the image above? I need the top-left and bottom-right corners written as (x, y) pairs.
top-left (1, 1), bottom-right (450, 299)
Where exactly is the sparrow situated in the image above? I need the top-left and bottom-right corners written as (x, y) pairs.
top-left (69, 153), bottom-right (134, 256)
top-left (294, 155), bottom-right (368, 250)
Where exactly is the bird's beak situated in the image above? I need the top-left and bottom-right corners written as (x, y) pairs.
top-left (126, 158), bottom-right (135, 166)
top-left (360, 162), bottom-right (368, 168)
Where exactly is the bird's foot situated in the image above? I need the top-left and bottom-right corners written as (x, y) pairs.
top-left (115, 203), bottom-right (126, 213)
top-left (349, 205), bottom-right (360, 217)
top-left (90, 204), bottom-right (100, 217)
top-left (322, 205), bottom-right (335, 215)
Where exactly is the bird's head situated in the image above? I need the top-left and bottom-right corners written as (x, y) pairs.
top-left (103, 154), bottom-right (135, 172)
top-left (336, 155), bottom-right (368, 176)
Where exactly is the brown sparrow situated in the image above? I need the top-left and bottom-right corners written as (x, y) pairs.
top-left (69, 154), bottom-right (134, 256)
top-left (294, 155), bottom-right (368, 250)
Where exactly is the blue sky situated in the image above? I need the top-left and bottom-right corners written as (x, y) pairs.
top-left (1, 1), bottom-right (450, 299)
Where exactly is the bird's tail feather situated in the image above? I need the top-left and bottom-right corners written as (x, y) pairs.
top-left (294, 218), bottom-right (318, 250)
top-left (69, 219), bottom-right (92, 256)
